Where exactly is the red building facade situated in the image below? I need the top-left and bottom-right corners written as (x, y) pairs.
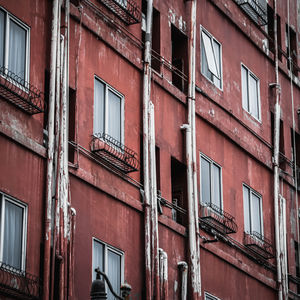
top-left (0, 0), bottom-right (299, 299)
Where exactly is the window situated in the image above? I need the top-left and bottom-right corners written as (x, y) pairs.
top-left (0, 7), bottom-right (30, 81)
top-left (201, 28), bottom-right (222, 89)
top-left (93, 239), bottom-right (124, 299)
top-left (94, 77), bottom-right (124, 143)
top-left (285, 24), bottom-right (298, 76)
top-left (0, 192), bottom-right (27, 271)
top-left (243, 185), bottom-right (263, 235)
top-left (267, 5), bottom-right (282, 60)
top-left (295, 241), bottom-right (300, 294)
top-left (200, 154), bottom-right (222, 209)
top-left (205, 292), bottom-right (221, 300)
top-left (241, 64), bottom-right (260, 120)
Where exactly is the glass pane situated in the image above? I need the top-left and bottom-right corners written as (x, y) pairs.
top-left (201, 37), bottom-right (213, 81)
top-left (0, 10), bottom-right (4, 68)
top-left (94, 79), bottom-right (105, 135)
top-left (212, 39), bottom-right (221, 88)
top-left (201, 157), bottom-right (211, 205)
top-left (201, 31), bottom-right (219, 78)
top-left (212, 164), bottom-right (221, 208)
top-left (241, 66), bottom-right (249, 111)
top-left (107, 249), bottom-right (121, 300)
top-left (93, 240), bottom-right (104, 281)
top-left (251, 193), bottom-right (262, 234)
top-left (8, 20), bottom-right (26, 81)
top-left (243, 186), bottom-right (250, 233)
top-left (3, 200), bottom-right (23, 270)
top-left (249, 74), bottom-right (259, 119)
top-left (107, 90), bottom-right (121, 142)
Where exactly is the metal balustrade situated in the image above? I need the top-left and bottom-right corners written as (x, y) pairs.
top-left (97, 0), bottom-right (141, 25)
top-left (0, 67), bottom-right (45, 114)
top-left (0, 262), bottom-right (41, 299)
top-left (199, 203), bottom-right (238, 234)
top-left (243, 231), bottom-right (275, 259)
top-left (234, 0), bottom-right (268, 26)
top-left (91, 133), bottom-right (139, 173)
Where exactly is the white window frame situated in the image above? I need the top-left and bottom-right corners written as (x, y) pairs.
top-left (241, 64), bottom-right (261, 121)
top-left (0, 6), bottom-right (30, 83)
top-left (205, 292), bottom-right (221, 300)
top-left (0, 192), bottom-right (27, 272)
top-left (93, 76), bottom-right (124, 144)
top-left (92, 238), bottom-right (124, 295)
top-left (200, 153), bottom-right (223, 210)
top-left (200, 26), bottom-right (223, 90)
top-left (243, 184), bottom-right (264, 236)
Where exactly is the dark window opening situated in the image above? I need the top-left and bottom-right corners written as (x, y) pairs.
top-left (171, 157), bottom-right (187, 226)
top-left (286, 25), bottom-right (298, 76)
top-left (68, 88), bottom-right (76, 163)
top-left (171, 24), bottom-right (188, 93)
top-left (43, 69), bottom-right (50, 130)
top-left (295, 241), bottom-right (300, 294)
top-left (141, 3), bottom-right (161, 73)
top-left (271, 112), bottom-right (285, 169)
top-left (267, 6), bottom-right (282, 60)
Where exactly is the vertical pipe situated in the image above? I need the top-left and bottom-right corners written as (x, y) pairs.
top-left (187, 0), bottom-right (201, 297)
top-left (178, 261), bottom-right (188, 300)
top-left (273, 1), bottom-right (283, 299)
top-left (143, 0), bottom-right (153, 298)
top-left (44, 0), bottom-right (59, 299)
top-left (149, 101), bottom-right (159, 299)
top-left (162, 251), bottom-right (168, 300)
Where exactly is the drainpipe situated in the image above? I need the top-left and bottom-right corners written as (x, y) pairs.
top-left (187, 0), bottom-right (201, 297)
top-left (273, 1), bottom-right (283, 299)
top-left (178, 261), bottom-right (188, 300)
top-left (44, 0), bottom-right (59, 299)
top-left (162, 251), bottom-right (168, 300)
top-left (149, 101), bottom-right (160, 299)
top-left (142, 0), bottom-right (153, 298)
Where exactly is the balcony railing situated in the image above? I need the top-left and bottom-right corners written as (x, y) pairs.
top-left (91, 133), bottom-right (139, 173)
top-left (244, 231), bottom-right (275, 259)
top-left (199, 203), bottom-right (238, 234)
top-left (97, 0), bottom-right (141, 25)
top-left (0, 262), bottom-right (41, 299)
top-left (234, 0), bottom-right (267, 26)
top-left (0, 67), bottom-right (45, 114)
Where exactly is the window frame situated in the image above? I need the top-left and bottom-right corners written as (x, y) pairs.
top-left (93, 76), bottom-right (125, 145)
top-left (242, 184), bottom-right (264, 236)
top-left (204, 291), bottom-right (221, 300)
top-left (200, 26), bottom-right (223, 90)
top-left (0, 192), bottom-right (27, 272)
top-left (199, 153), bottom-right (223, 211)
top-left (241, 63), bottom-right (261, 122)
top-left (0, 6), bottom-right (30, 83)
top-left (92, 238), bottom-right (124, 295)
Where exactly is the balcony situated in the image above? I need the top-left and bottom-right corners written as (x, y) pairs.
top-left (91, 133), bottom-right (139, 173)
top-left (234, 0), bottom-right (267, 26)
top-left (97, 0), bottom-right (141, 25)
top-left (244, 231), bottom-right (275, 259)
top-left (0, 262), bottom-right (41, 299)
top-left (0, 67), bottom-right (45, 115)
top-left (199, 203), bottom-right (238, 234)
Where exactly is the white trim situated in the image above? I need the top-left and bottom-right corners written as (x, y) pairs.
top-left (94, 76), bottom-right (125, 145)
top-left (0, 191), bottom-right (27, 272)
top-left (200, 25), bottom-right (223, 90)
top-left (204, 291), bottom-right (221, 300)
top-left (0, 6), bottom-right (30, 83)
top-left (199, 152), bottom-right (223, 211)
top-left (241, 63), bottom-right (261, 122)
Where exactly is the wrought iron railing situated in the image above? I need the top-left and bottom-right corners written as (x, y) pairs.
top-left (97, 0), bottom-right (141, 25)
top-left (243, 231), bottom-right (275, 259)
top-left (0, 67), bottom-right (45, 114)
top-left (0, 262), bottom-right (41, 299)
top-left (199, 203), bottom-right (238, 234)
top-left (233, 0), bottom-right (267, 26)
top-left (91, 133), bottom-right (139, 173)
